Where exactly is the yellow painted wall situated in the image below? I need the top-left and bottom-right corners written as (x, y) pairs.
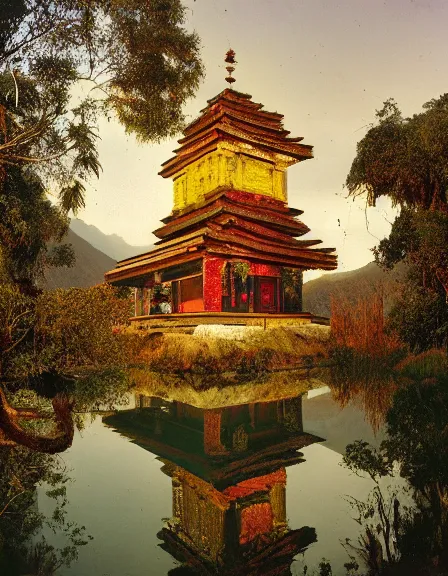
top-left (172, 143), bottom-right (289, 211)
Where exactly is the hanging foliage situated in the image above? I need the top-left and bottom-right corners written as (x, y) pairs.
top-left (233, 261), bottom-right (250, 285)
top-left (281, 268), bottom-right (303, 313)
top-left (281, 268), bottom-right (302, 294)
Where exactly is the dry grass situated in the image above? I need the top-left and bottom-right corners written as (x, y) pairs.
top-left (332, 288), bottom-right (387, 354)
top-left (132, 327), bottom-right (330, 377)
top-left (329, 292), bottom-right (448, 430)
top-left (329, 290), bottom-right (409, 430)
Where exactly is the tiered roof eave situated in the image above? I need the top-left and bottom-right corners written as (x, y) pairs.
top-left (104, 190), bottom-right (337, 286)
top-left (159, 88), bottom-right (313, 179)
top-left (154, 189), bottom-right (310, 240)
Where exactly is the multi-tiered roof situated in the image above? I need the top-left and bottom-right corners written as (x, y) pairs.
top-left (159, 88), bottom-right (313, 178)
top-left (105, 87), bottom-right (336, 286)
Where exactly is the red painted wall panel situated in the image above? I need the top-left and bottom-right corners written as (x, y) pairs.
top-left (239, 503), bottom-right (273, 544)
top-left (249, 262), bottom-right (280, 277)
top-left (203, 256), bottom-right (225, 311)
top-left (203, 257), bottom-right (281, 312)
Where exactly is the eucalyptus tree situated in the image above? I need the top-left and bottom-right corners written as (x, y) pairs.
top-left (0, 0), bottom-right (203, 211)
top-left (0, 0), bottom-right (203, 285)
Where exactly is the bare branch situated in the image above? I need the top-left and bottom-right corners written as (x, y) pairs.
top-left (0, 490), bottom-right (25, 517)
top-left (9, 69), bottom-right (19, 107)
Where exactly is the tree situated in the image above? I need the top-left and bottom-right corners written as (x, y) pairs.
top-left (387, 276), bottom-right (448, 352)
top-left (0, 0), bottom-right (204, 211)
top-left (0, 283), bottom-right (135, 383)
top-left (33, 284), bottom-right (133, 375)
top-left (0, 387), bottom-right (74, 453)
top-left (0, 1), bottom-right (203, 289)
top-left (373, 208), bottom-right (448, 351)
top-left (346, 96), bottom-right (448, 210)
top-left (374, 209), bottom-right (448, 299)
top-left (346, 96), bottom-right (448, 351)
top-left (0, 431), bottom-right (91, 573)
top-left (0, 166), bottom-right (75, 290)
top-left (342, 377), bottom-right (448, 573)
top-left (0, 284), bottom-right (35, 377)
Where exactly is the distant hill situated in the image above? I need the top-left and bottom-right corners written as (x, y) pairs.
top-left (303, 261), bottom-right (406, 317)
top-left (42, 217), bottom-right (155, 289)
top-left (43, 229), bottom-right (116, 289)
top-left (70, 218), bottom-right (153, 261)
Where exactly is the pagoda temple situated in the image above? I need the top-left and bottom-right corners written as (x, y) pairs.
top-left (105, 52), bottom-right (337, 328)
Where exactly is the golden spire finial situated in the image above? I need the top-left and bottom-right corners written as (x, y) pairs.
top-left (225, 49), bottom-right (236, 85)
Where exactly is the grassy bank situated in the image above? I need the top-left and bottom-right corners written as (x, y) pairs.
top-left (131, 326), bottom-right (331, 382)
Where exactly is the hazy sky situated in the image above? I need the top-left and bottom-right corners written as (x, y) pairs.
top-left (76, 0), bottom-right (447, 279)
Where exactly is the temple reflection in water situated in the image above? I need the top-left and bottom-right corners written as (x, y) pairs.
top-left (104, 393), bottom-right (322, 575)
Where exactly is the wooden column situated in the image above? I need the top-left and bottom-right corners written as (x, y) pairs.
top-left (297, 270), bottom-right (303, 313)
top-left (270, 482), bottom-right (287, 527)
top-left (134, 287), bottom-right (144, 316)
top-left (248, 276), bottom-right (254, 313)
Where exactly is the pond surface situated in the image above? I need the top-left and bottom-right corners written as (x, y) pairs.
top-left (35, 387), bottom-right (392, 576)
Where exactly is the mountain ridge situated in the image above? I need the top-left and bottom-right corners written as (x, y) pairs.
top-left (303, 261), bottom-right (406, 317)
top-left (43, 229), bottom-right (116, 289)
top-left (70, 218), bottom-right (153, 261)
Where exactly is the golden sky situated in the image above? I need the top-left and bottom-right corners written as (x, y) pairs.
top-left (76, 0), bottom-right (447, 280)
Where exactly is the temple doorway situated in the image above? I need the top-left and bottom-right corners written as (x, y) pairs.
top-left (254, 277), bottom-right (279, 313)
top-left (150, 283), bottom-right (172, 314)
top-left (172, 274), bottom-right (204, 313)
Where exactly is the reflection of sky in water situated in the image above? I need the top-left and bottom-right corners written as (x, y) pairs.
top-left (38, 391), bottom-right (398, 576)
top-left (39, 418), bottom-right (176, 575)
top-left (287, 444), bottom-right (374, 574)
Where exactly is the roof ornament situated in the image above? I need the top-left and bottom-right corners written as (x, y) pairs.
top-left (224, 49), bottom-right (236, 85)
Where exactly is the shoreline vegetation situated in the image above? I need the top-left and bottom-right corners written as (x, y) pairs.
top-left (2, 282), bottom-right (446, 410)
top-left (329, 289), bottom-right (448, 431)
top-left (132, 324), bottom-right (331, 376)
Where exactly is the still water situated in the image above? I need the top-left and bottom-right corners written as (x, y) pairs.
top-left (36, 387), bottom-right (389, 576)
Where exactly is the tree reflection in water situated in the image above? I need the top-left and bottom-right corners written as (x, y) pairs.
top-left (0, 371), bottom-right (131, 575)
top-left (0, 443), bottom-right (95, 575)
top-left (324, 344), bottom-right (448, 576)
top-left (339, 375), bottom-right (448, 576)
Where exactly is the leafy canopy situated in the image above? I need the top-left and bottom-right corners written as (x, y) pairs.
top-left (373, 208), bottom-right (448, 351)
top-left (0, 283), bottom-right (135, 382)
top-left (0, 0), bottom-right (204, 212)
top-left (0, 166), bottom-right (75, 288)
top-left (346, 95), bottom-right (448, 210)
top-left (347, 94), bottom-right (448, 351)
